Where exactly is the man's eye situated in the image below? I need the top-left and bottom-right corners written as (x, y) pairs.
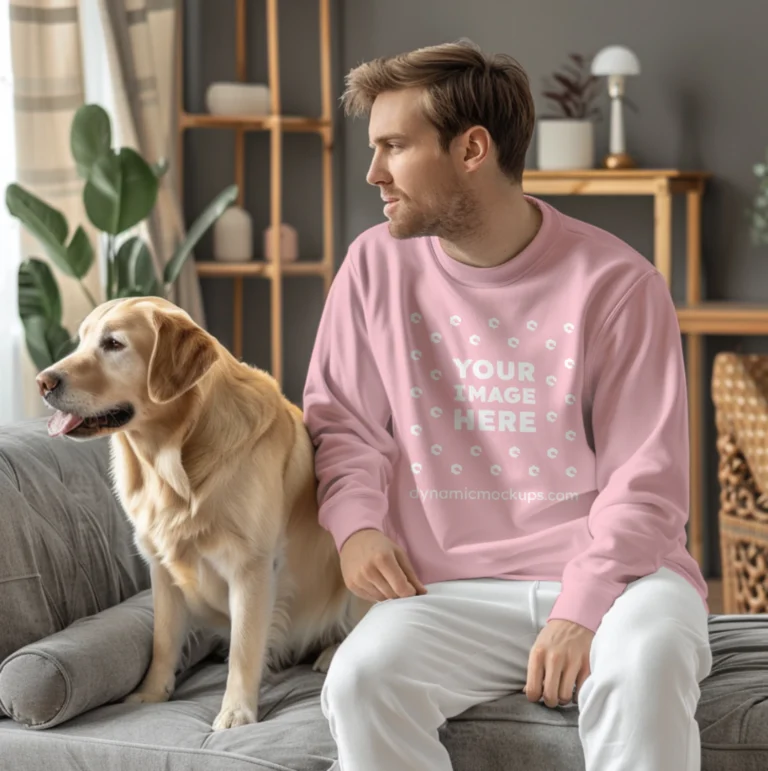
top-left (101, 337), bottom-right (125, 352)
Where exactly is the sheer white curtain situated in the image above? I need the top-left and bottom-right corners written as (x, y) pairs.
top-left (8, 0), bottom-right (98, 421)
top-left (0, 0), bottom-right (23, 425)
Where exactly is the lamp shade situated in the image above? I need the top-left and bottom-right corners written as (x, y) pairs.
top-left (591, 46), bottom-right (641, 76)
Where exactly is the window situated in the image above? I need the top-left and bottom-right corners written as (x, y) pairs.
top-left (0, 0), bottom-right (23, 424)
top-left (0, 2), bottom-right (115, 424)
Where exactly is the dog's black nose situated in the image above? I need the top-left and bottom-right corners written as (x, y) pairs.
top-left (36, 370), bottom-right (62, 397)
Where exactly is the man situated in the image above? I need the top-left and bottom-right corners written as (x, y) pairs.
top-left (302, 40), bottom-right (711, 771)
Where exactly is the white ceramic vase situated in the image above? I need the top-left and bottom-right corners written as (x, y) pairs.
top-left (536, 119), bottom-right (595, 170)
top-left (213, 207), bottom-right (252, 262)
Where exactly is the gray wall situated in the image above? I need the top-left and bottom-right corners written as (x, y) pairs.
top-left (185, 0), bottom-right (768, 578)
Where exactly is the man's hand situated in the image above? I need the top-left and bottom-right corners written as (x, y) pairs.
top-left (339, 528), bottom-right (427, 602)
top-left (524, 620), bottom-right (594, 708)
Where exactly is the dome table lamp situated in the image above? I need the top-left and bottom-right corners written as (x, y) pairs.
top-left (591, 45), bottom-right (641, 169)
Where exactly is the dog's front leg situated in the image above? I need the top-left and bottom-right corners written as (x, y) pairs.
top-left (125, 559), bottom-right (188, 704)
top-left (213, 556), bottom-right (273, 730)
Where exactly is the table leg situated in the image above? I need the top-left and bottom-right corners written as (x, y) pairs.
top-left (654, 184), bottom-right (673, 288)
top-left (686, 187), bottom-right (703, 304)
top-left (685, 184), bottom-right (705, 568)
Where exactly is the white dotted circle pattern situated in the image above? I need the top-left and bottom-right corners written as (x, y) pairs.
top-left (405, 313), bottom-right (584, 483)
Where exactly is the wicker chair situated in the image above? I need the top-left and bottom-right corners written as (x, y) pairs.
top-left (712, 352), bottom-right (768, 613)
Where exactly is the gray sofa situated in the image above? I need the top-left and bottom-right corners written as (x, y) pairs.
top-left (0, 419), bottom-right (767, 771)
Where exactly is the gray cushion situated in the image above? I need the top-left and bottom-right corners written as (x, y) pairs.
top-left (0, 615), bottom-right (766, 771)
top-left (698, 615), bottom-right (768, 770)
top-left (0, 590), bottom-right (226, 729)
top-left (0, 420), bottom-right (150, 664)
top-left (0, 662), bottom-right (335, 770)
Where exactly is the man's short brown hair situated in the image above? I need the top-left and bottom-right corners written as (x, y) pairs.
top-left (341, 40), bottom-right (535, 183)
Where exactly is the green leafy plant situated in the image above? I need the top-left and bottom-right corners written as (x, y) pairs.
top-left (749, 149), bottom-right (768, 246)
top-left (6, 103), bottom-right (238, 371)
top-left (541, 53), bottom-right (639, 121)
top-left (542, 53), bottom-right (602, 120)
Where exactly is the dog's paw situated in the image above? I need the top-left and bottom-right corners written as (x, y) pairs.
top-left (124, 689), bottom-right (171, 705)
top-left (312, 643), bottom-right (341, 673)
top-left (213, 704), bottom-right (258, 730)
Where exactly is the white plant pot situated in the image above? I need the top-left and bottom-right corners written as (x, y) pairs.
top-left (206, 83), bottom-right (270, 116)
top-left (536, 119), bottom-right (595, 171)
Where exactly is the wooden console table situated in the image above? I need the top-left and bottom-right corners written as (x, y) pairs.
top-left (521, 169), bottom-right (768, 570)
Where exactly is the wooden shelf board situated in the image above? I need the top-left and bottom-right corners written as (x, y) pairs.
top-left (676, 303), bottom-right (768, 334)
top-left (180, 113), bottom-right (330, 133)
top-left (522, 169), bottom-right (710, 196)
top-left (524, 169), bottom-right (710, 180)
top-left (195, 260), bottom-right (331, 278)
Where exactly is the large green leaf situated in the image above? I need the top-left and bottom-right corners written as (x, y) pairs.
top-left (5, 183), bottom-right (68, 243)
top-left (21, 316), bottom-right (75, 371)
top-left (164, 184), bottom-right (238, 286)
top-left (64, 226), bottom-right (94, 279)
top-left (106, 253), bottom-right (115, 300)
top-left (18, 258), bottom-right (62, 324)
top-left (115, 237), bottom-right (162, 297)
top-left (71, 104), bottom-right (112, 179)
top-left (116, 287), bottom-right (148, 299)
top-left (83, 148), bottom-right (158, 235)
top-left (22, 316), bottom-right (54, 371)
top-left (5, 183), bottom-right (73, 273)
top-left (6, 184), bottom-right (93, 280)
top-left (114, 243), bottom-right (131, 294)
top-left (48, 325), bottom-right (78, 362)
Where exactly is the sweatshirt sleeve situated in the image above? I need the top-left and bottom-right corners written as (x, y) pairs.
top-left (302, 249), bottom-right (398, 553)
top-left (547, 270), bottom-right (689, 633)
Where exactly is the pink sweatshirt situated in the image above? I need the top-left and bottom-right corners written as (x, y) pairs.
top-left (303, 196), bottom-right (708, 632)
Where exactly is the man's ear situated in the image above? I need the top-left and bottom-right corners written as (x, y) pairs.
top-left (461, 125), bottom-right (491, 171)
top-left (147, 311), bottom-right (218, 404)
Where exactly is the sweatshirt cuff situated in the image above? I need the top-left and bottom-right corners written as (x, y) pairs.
top-left (319, 495), bottom-right (388, 553)
top-left (547, 576), bottom-right (626, 633)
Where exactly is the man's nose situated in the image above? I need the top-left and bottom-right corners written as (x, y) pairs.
top-left (36, 369), bottom-right (62, 397)
top-left (366, 157), bottom-right (391, 187)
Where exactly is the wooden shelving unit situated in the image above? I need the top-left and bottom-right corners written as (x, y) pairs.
top-left (195, 260), bottom-right (329, 279)
top-left (676, 303), bottom-right (768, 335)
top-left (176, 0), bottom-right (335, 386)
top-left (523, 169), bottom-right (768, 571)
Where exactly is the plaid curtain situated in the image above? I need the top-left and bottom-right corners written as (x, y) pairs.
top-left (99, 0), bottom-right (205, 326)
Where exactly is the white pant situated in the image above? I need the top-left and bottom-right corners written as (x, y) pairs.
top-left (321, 566), bottom-right (712, 771)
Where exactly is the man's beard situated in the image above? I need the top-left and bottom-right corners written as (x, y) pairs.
top-left (387, 180), bottom-right (482, 241)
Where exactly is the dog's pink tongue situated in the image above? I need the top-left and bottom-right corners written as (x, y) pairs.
top-left (47, 411), bottom-right (84, 437)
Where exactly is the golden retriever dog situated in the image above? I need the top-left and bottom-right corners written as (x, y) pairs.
top-left (35, 296), bottom-right (369, 730)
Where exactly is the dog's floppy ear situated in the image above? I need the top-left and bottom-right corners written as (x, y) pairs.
top-left (147, 311), bottom-right (218, 404)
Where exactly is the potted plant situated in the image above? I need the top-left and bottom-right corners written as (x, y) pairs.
top-left (749, 149), bottom-right (768, 246)
top-left (537, 53), bottom-right (601, 171)
top-left (6, 103), bottom-right (238, 371)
